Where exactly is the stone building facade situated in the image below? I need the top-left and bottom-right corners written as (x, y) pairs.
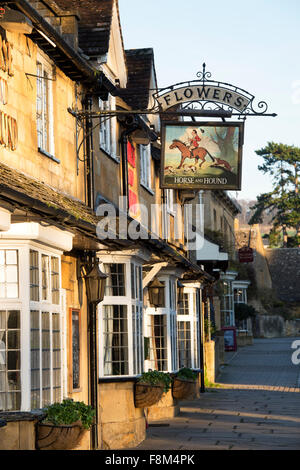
top-left (0, 0), bottom-right (214, 450)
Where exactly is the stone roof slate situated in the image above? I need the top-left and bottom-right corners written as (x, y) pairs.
top-left (53, 0), bottom-right (114, 57)
top-left (118, 48), bottom-right (154, 110)
top-left (0, 161), bottom-right (98, 226)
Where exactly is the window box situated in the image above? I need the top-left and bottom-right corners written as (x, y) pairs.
top-left (172, 377), bottom-right (197, 400)
top-left (36, 421), bottom-right (88, 450)
top-left (134, 382), bottom-right (164, 408)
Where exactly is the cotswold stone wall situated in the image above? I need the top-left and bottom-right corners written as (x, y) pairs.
top-left (235, 224), bottom-right (273, 293)
top-left (255, 315), bottom-right (300, 338)
top-left (265, 248), bottom-right (300, 303)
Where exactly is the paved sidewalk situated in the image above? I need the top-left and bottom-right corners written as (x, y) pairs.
top-left (135, 338), bottom-right (300, 450)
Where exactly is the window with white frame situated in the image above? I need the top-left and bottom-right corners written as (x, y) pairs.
top-left (99, 97), bottom-right (119, 160)
top-left (140, 144), bottom-right (152, 190)
top-left (221, 280), bottom-right (234, 327)
top-left (234, 288), bottom-right (247, 304)
top-left (177, 289), bottom-right (200, 369)
top-left (29, 249), bottom-right (62, 409)
top-left (0, 309), bottom-right (21, 411)
top-left (0, 250), bottom-right (18, 299)
top-left (147, 314), bottom-right (168, 371)
top-left (36, 57), bottom-right (54, 156)
top-left (165, 189), bottom-right (175, 214)
top-left (163, 189), bottom-right (177, 241)
top-left (145, 276), bottom-right (178, 372)
top-left (100, 260), bottom-right (143, 377)
top-left (0, 245), bottom-right (63, 412)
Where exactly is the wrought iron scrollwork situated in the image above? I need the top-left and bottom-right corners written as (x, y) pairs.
top-left (196, 63), bottom-right (212, 82)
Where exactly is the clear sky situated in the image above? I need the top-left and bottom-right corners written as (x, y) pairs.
top-left (118, 0), bottom-right (300, 201)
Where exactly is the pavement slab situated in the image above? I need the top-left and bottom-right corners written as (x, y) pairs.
top-left (135, 337), bottom-right (300, 450)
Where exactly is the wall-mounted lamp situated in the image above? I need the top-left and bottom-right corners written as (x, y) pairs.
top-left (148, 278), bottom-right (165, 309)
top-left (84, 262), bottom-right (108, 305)
top-left (177, 280), bottom-right (185, 305)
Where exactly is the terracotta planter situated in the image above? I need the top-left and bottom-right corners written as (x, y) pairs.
top-left (172, 377), bottom-right (197, 400)
top-left (134, 383), bottom-right (165, 408)
top-left (36, 420), bottom-right (88, 450)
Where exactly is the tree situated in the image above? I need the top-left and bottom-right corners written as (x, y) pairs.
top-left (249, 142), bottom-right (300, 247)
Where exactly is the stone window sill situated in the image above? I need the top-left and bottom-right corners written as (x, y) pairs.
top-left (38, 147), bottom-right (60, 164)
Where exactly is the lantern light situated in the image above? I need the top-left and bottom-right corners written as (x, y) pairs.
top-left (148, 278), bottom-right (165, 309)
top-left (177, 280), bottom-right (185, 305)
top-left (84, 263), bottom-right (108, 305)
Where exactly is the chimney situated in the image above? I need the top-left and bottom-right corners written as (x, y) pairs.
top-left (59, 12), bottom-right (80, 50)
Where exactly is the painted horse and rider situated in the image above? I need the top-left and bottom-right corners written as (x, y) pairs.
top-left (168, 129), bottom-right (233, 172)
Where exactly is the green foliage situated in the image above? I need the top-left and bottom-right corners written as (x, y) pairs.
top-left (256, 288), bottom-right (296, 320)
top-left (234, 303), bottom-right (257, 322)
top-left (138, 370), bottom-right (172, 393)
top-left (204, 319), bottom-right (216, 340)
top-left (269, 228), bottom-right (281, 248)
top-left (176, 368), bottom-right (198, 381)
top-left (250, 142), bottom-right (300, 247)
top-left (43, 399), bottom-right (95, 429)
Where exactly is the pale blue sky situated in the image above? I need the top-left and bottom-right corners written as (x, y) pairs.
top-left (118, 0), bottom-right (300, 201)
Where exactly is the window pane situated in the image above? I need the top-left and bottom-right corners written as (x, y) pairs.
top-left (51, 257), bottom-right (60, 304)
top-left (52, 312), bottom-right (61, 402)
top-left (103, 305), bottom-right (128, 376)
top-left (30, 250), bottom-right (39, 302)
top-left (0, 250), bottom-right (19, 299)
top-left (42, 255), bottom-right (49, 301)
top-left (131, 263), bottom-right (135, 299)
top-left (6, 251), bottom-right (17, 265)
top-left (0, 310), bottom-right (21, 411)
top-left (7, 311), bottom-right (20, 329)
top-left (31, 310), bottom-right (40, 409)
top-left (72, 310), bottom-right (80, 390)
top-left (148, 315), bottom-right (168, 371)
top-left (178, 293), bottom-right (189, 315)
top-left (103, 264), bottom-right (126, 296)
top-left (177, 320), bottom-right (192, 368)
top-left (42, 311), bottom-right (50, 407)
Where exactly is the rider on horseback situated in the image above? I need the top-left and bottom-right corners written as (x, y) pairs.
top-left (188, 129), bottom-right (201, 156)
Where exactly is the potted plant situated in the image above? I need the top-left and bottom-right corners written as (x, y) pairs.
top-left (36, 398), bottom-right (95, 450)
top-left (134, 370), bottom-right (172, 408)
top-left (172, 368), bottom-right (198, 400)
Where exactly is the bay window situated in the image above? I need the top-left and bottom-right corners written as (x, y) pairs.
top-left (177, 286), bottom-right (200, 369)
top-left (99, 256), bottom-right (144, 377)
top-left (145, 274), bottom-right (178, 372)
top-left (0, 242), bottom-right (64, 412)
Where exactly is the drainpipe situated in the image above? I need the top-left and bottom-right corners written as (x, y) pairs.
top-left (88, 300), bottom-right (98, 449)
top-left (198, 287), bottom-right (205, 393)
top-left (84, 95), bottom-right (94, 209)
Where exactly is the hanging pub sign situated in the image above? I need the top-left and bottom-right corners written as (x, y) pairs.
top-left (153, 63), bottom-right (276, 191)
top-left (160, 122), bottom-right (244, 190)
top-left (238, 246), bottom-right (254, 263)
